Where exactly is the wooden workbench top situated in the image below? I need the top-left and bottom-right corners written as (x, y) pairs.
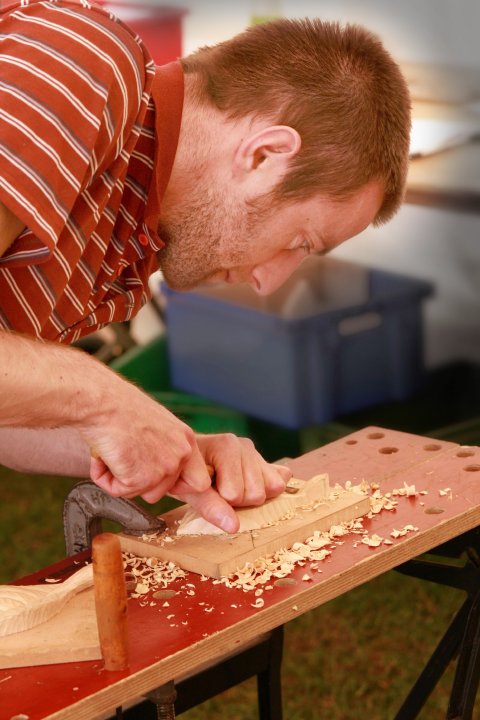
top-left (1, 426), bottom-right (479, 720)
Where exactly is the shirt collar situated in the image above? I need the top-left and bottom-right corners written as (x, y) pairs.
top-left (144, 60), bottom-right (184, 233)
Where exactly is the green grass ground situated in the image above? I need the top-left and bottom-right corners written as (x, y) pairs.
top-left (0, 465), bottom-right (476, 719)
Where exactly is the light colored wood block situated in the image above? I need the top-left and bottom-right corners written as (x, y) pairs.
top-left (119, 487), bottom-right (370, 579)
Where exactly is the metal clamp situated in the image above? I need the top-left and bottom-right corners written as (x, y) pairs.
top-left (63, 480), bottom-right (166, 556)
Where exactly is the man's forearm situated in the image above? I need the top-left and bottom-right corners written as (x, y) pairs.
top-left (0, 427), bottom-right (91, 476)
top-left (0, 331), bottom-right (116, 475)
top-left (0, 331), bottom-right (116, 434)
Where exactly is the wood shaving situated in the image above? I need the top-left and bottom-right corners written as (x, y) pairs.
top-left (369, 489), bottom-right (398, 515)
top-left (329, 525), bottom-right (349, 538)
top-left (361, 534), bottom-right (383, 548)
top-left (439, 488), bottom-right (452, 497)
top-left (392, 482), bottom-right (417, 497)
top-left (251, 598), bottom-right (265, 608)
top-left (390, 524), bottom-right (419, 539)
top-left (140, 531), bottom-right (165, 543)
top-left (344, 479), bottom-right (370, 494)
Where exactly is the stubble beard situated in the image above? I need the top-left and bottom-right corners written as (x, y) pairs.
top-left (157, 181), bottom-right (257, 291)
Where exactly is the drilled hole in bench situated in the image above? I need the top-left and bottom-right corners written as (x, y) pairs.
top-left (379, 446), bottom-right (399, 454)
top-left (274, 578), bottom-right (297, 587)
top-left (457, 450), bottom-right (475, 458)
top-left (346, 440), bottom-right (357, 445)
top-left (367, 432), bottom-right (385, 439)
top-left (464, 464), bottom-right (480, 473)
top-left (424, 443), bottom-right (442, 452)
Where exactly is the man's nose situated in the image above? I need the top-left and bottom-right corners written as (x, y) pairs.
top-left (249, 252), bottom-right (306, 296)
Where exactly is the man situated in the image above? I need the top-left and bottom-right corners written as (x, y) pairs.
top-left (0, 1), bottom-right (410, 532)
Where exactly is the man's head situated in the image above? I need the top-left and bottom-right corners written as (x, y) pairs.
top-left (158, 18), bottom-right (410, 294)
top-left (181, 17), bottom-right (411, 224)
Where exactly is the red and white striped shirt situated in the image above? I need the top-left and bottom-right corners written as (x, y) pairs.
top-left (0, 0), bottom-right (183, 342)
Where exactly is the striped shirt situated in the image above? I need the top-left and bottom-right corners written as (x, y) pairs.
top-left (0, 0), bottom-right (183, 342)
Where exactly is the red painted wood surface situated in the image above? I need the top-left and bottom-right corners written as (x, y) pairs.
top-left (1, 427), bottom-right (479, 719)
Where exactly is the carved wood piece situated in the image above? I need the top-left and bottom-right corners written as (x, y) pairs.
top-left (0, 563), bottom-right (93, 638)
top-left (176, 474), bottom-right (330, 536)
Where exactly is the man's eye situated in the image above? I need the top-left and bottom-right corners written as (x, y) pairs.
top-left (301, 239), bottom-right (311, 255)
top-left (288, 237), bottom-right (311, 254)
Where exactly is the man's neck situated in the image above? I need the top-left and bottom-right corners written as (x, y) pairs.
top-left (161, 76), bottom-right (254, 220)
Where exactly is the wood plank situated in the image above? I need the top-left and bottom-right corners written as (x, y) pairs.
top-left (119, 487), bottom-right (370, 578)
top-left (0, 588), bottom-right (100, 669)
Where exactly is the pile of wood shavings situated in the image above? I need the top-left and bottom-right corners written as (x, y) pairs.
top-left (354, 482), bottom-right (424, 547)
top-left (215, 519), bottom-right (367, 592)
top-left (123, 554), bottom-right (187, 599)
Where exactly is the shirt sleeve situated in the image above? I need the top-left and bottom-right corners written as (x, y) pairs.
top-left (0, 0), bottom-right (152, 258)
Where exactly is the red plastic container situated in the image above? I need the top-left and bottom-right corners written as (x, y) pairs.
top-left (93, 2), bottom-right (186, 64)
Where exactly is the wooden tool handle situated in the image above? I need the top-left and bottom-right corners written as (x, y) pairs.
top-left (92, 533), bottom-right (129, 671)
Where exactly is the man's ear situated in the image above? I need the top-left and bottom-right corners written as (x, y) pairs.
top-left (232, 125), bottom-right (301, 184)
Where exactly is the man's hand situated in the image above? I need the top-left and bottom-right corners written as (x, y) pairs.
top-left (168, 433), bottom-right (292, 533)
top-left (84, 383), bottom-right (213, 503)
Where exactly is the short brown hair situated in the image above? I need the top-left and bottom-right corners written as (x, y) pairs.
top-left (181, 18), bottom-right (411, 224)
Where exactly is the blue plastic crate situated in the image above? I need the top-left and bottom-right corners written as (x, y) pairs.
top-left (162, 257), bottom-right (433, 429)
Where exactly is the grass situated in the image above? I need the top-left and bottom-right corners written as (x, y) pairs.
top-left (0, 465), bottom-right (477, 718)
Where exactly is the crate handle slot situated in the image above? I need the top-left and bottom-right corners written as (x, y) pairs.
top-left (338, 311), bottom-right (382, 336)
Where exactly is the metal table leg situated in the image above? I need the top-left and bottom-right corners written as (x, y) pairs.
top-left (393, 529), bottom-right (480, 719)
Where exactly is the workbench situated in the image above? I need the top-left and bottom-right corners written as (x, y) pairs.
top-left (1, 426), bottom-right (480, 719)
